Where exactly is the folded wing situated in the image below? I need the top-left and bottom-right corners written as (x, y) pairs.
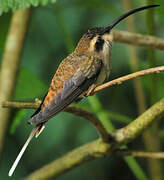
top-left (28, 55), bottom-right (102, 126)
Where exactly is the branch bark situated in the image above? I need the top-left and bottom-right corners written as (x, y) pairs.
top-left (114, 99), bottom-right (164, 144)
top-left (112, 30), bottom-right (164, 51)
top-left (93, 66), bottom-right (164, 94)
top-left (24, 99), bottom-right (164, 180)
top-left (115, 150), bottom-right (164, 159)
top-left (0, 9), bottom-right (30, 158)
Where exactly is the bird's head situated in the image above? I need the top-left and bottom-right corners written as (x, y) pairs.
top-left (74, 5), bottom-right (159, 58)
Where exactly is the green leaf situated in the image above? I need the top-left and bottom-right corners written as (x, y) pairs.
top-left (124, 157), bottom-right (148, 180)
top-left (9, 109), bottom-right (27, 134)
top-left (0, 0), bottom-right (57, 15)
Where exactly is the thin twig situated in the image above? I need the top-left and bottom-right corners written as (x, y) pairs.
top-left (64, 106), bottom-right (109, 141)
top-left (2, 101), bottom-right (109, 142)
top-left (115, 150), bottom-right (164, 159)
top-left (2, 101), bottom-right (40, 109)
top-left (112, 30), bottom-right (164, 51)
top-left (2, 66), bottom-right (164, 107)
top-left (93, 66), bottom-right (164, 94)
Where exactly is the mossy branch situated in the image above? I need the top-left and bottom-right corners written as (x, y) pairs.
top-left (24, 99), bottom-right (164, 180)
top-left (2, 65), bottom-right (164, 179)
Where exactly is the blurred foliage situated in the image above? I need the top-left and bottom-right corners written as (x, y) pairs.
top-left (0, 0), bottom-right (164, 180)
top-left (14, 68), bottom-right (47, 100)
top-left (0, 0), bottom-right (57, 15)
top-left (9, 109), bottom-right (27, 134)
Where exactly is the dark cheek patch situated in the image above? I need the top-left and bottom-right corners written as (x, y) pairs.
top-left (95, 38), bottom-right (104, 52)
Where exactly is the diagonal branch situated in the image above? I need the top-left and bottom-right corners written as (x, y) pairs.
top-left (24, 99), bottom-right (164, 180)
top-left (93, 66), bottom-right (164, 94)
top-left (24, 139), bottom-right (109, 180)
top-left (3, 66), bottom-right (164, 109)
top-left (114, 99), bottom-right (164, 144)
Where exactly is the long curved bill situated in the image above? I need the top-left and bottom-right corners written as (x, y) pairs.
top-left (100, 4), bottom-right (159, 35)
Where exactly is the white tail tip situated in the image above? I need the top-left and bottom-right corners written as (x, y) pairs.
top-left (8, 128), bottom-right (37, 176)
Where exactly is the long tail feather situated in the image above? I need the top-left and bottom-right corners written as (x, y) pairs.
top-left (8, 127), bottom-right (38, 177)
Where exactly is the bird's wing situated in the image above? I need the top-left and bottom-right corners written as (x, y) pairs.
top-left (29, 55), bottom-right (102, 126)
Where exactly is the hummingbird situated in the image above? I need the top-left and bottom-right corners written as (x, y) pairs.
top-left (9, 4), bottom-right (159, 176)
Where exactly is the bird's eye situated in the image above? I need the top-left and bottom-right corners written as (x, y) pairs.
top-left (96, 36), bottom-right (103, 43)
top-left (95, 36), bottom-right (104, 52)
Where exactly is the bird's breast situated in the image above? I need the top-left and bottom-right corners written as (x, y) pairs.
top-left (95, 40), bottom-right (111, 85)
top-left (95, 65), bottom-right (108, 86)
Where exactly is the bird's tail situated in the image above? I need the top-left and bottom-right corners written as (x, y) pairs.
top-left (8, 123), bottom-right (45, 177)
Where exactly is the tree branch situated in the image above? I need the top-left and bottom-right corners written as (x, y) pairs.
top-left (112, 30), bottom-right (164, 51)
top-left (24, 139), bottom-right (110, 180)
top-left (64, 106), bottom-right (109, 141)
top-left (2, 101), bottom-right (109, 141)
top-left (93, 66), bottom-right (164, 94)
top-left (2, 101), bottom-right (40, 109)
top-left (24, 99), bottom-right (164, 180)
top-left (115, 150), bottom-right (164, 159)
top-left (114, 99), bottom-right (164, 144)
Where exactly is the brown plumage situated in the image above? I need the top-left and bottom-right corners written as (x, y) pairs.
top-left (29, 52), bottom-right (103, 126)
top-left (9, 5), bottom-right (159, 177)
